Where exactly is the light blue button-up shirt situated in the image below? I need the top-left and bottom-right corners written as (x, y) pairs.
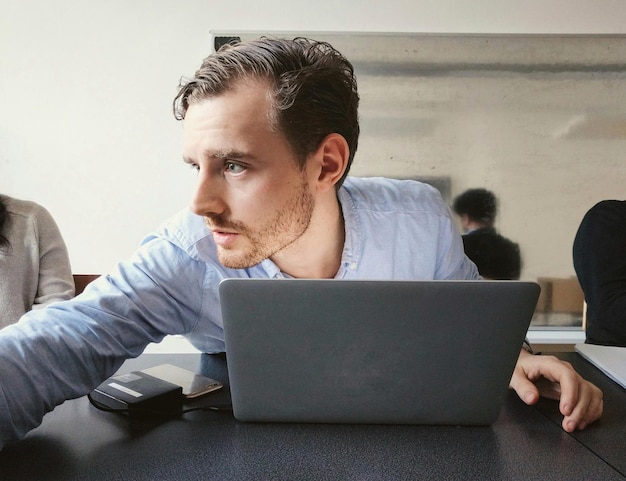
top-left (0, 176), bottom-right (478, 447)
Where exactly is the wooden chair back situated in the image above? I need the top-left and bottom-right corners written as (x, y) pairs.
top-left (73, 274), bottom-right (101, 296)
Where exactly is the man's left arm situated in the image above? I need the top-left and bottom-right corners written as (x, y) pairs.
top-left (509, 349), bottom-right (603, 432)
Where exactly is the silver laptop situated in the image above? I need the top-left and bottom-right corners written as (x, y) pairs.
top-left (576, 343), bottom-right (626, 389)
top-left (220, 279), bottom-right (540, 426)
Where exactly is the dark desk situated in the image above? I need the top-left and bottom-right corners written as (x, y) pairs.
top-left (1, 353), bottom-right (624, 481)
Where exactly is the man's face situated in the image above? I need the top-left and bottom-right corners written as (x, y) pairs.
top-left (182, 80), bottom-right (315, 269)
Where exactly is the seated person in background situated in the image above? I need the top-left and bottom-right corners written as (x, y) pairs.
top-left (0, 37), bottom-right (602, 449)
top-left (452, 188), bottom-right (522, 280)
top-left (0, 195), bottom-right (74, 328)
top-left (573, 199), bottom-right (626, 347)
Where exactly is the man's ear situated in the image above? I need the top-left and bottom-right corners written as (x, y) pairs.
top-left (312, 133), bottom-right (350, 193)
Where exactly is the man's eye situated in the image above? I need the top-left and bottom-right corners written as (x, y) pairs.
top-left (225, 162), bottom-right (245, 174)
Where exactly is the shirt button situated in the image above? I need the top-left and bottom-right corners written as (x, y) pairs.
top-left (349, 262), bottom-right (357, 271)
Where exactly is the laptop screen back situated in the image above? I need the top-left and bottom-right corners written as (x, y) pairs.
top-left (220, 279), bottom-right (540, 426)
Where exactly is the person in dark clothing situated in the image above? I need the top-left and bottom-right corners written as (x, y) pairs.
top-left (573, 200), bottom-right (626, 347)
top-left (461, 229), bottom-right (522, 280)
top-left (453, 188), bottom-right (522, 280)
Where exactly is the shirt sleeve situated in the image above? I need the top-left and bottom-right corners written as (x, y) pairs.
top-left (0, 233), bottom-right (206, 449)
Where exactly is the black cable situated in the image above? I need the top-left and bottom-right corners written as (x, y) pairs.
top-left (181, 405), bottom-right (233, 413)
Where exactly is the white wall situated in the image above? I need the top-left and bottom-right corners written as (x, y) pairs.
top-left (2, 0), bottom-right (626, 273)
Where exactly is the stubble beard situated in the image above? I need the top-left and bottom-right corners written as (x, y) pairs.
top-left (208, 178), bottom-right (315, 269)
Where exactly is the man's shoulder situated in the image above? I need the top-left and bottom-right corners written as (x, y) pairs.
top-left (341, 176), bottom-right (445, 212)
top-left (464, 227), bottom-right (497, 238)
top-left (463, 228), bottom-right (519, 250)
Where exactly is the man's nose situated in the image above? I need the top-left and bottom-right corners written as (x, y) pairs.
top-left (190, 170), bottom-right (226, 216)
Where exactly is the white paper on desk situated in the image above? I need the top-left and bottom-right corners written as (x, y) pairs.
top-left (576, 343), bottom-right (626, 389)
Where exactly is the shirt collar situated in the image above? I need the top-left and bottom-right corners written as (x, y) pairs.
top-left (335, 184), bottom-right (361, 278)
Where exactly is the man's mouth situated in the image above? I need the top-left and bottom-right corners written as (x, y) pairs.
top-left (210, 227), bottom-right (236, 234)
top-left (210, 228), bottom-right (240, 247)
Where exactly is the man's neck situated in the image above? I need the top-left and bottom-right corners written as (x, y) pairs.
top-left (270, 194), bottom-right (345, 279)
top-left (464, 219), bottom-right (490, 233)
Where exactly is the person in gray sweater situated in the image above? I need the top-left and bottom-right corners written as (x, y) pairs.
top-left (0, 195), bottom-right (74, 328)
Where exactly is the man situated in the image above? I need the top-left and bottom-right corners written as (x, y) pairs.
top-left (453, 188), bottom-right (522, 280)
top-left (573, 199), bottom-right (626, 346)
top-left (0, 37), bottom-right (602, 449)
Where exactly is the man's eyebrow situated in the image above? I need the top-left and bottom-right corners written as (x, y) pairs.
top-left (212, 149), bottom-right (249, 160)
top-left (183, 150), bottom-right (251, 163)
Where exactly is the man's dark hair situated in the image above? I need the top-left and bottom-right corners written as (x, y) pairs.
top-left (452, 188), bottom-right (497, 226)
top-left (173, 37), bottom-right (360, 188)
